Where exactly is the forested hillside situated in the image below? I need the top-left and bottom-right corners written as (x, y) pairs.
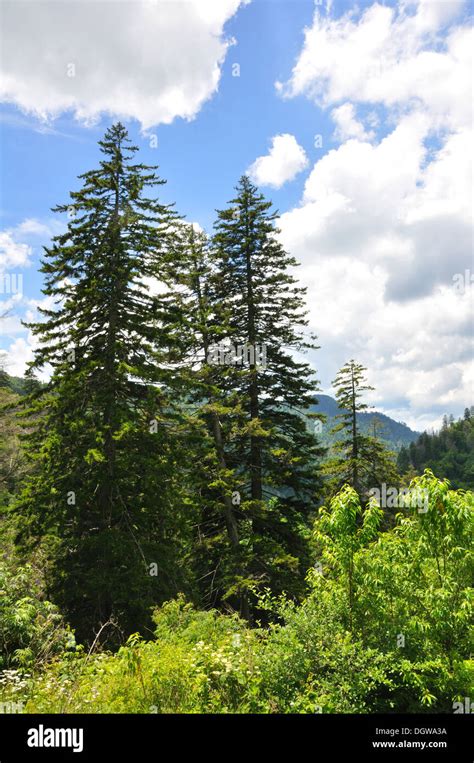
top-left (398, 410), bottom-right (474, 490)
top-left (0, 125), bottom-right (472, 716)
top-left (0, 372), bottom-right (28, 396)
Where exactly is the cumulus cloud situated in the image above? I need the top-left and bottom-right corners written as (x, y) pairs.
top-left (1, 337), bottom-right (35, 377)
top-left (0, 217), bottom-right (61, 277)
top-left (0, 219), bottom-right (63, 378)
top-left (276, 0), bottom-right (473, 428)
top-left (15, 218), bottom-right (63, 238)
top-left (0, 231), bottom-right (32, 271)
top-left (278, 0), bottom-right (472, 133)
top-left (247, 133), bottom-right (309, 188)
top-left (331, 103), bottom-right (374, 142)
top-left (0, 291), bottom-right (62, 380)
top-left (296, 257), bottom-right (473, 430)
top-left (281, 113), bottom-right (472, 300)
top-left (0, 0), bottom-right (247, 130)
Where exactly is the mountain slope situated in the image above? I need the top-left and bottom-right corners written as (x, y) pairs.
top-left (308, 394), bottom-right (420, 452)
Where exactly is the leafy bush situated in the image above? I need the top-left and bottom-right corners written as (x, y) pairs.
top-left (0, 562), bottom-right (74, 670)
top-left (2, 471), bottom-right (472, 714)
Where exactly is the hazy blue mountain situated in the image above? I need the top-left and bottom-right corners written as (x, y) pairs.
top-left (308, 394), bottom-right (420, 452)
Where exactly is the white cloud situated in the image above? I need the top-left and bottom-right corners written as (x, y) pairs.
top-left (298, 257), bottom-right (473, 431)
top-left (247, 133), bottom-right (309, 189)
top-left (0, 0), bottom-right (247, 130)
top-left (331, 103), bottom-right (374, 142)
top-left (0, 231), bottom-right (32, 270)
top-left (278, 0), bottom-right (472, 133)
top-left (15, 218), bottom-right (63, 238)
top-left (277, 0), bottom-right (473, 428)
top-left (0, 220), bottom-right (62, 363)
top-left (410, 0), bottom-right (467, 32)
top-left (1, 337), bottom-right (35, 378)
top-left (0, 292), bottom-right (60, 380)
top-left (0, 217), bottom-right (60, 286)
top-left (281, 112), bottom-right (472, 302)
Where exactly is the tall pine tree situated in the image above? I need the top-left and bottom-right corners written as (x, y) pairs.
top-left (202, 176), bottom-right (324, 613)
top-left (15, 124), bottom-right (193, 642)
top-left (170, 223), bottom-right (250, 617)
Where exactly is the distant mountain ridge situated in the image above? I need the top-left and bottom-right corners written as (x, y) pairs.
top-left (308, 394), bottom-right (420, 452)
top-left (0, 372), bottom-right (420, 452)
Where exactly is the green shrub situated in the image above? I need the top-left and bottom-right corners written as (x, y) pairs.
top-left (4, 472), bottom-right (472, 714)
top-left (0, 562), bottom-right (74, 670)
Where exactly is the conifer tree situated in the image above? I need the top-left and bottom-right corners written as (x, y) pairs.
top-left (0, 386), bottom-right (24, 505)
top-left (15, 124), bottom-right (192, 642)
top-left (203, 176), bottom-right (324, 611)
top-left (329, 360), bottom-right (373, 495)
top-left (22, 367), bottom-right (41, 395)
top-left (397, 444), bottom-right (410, 474)
top-left (327, 360), bottom-right (397, 501)
top-left (170, 223), bottom-right (249, 616)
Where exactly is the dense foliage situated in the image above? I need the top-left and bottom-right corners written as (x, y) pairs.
top-left (0, 472), bottom-right (471, 713)
top-left (13, 124), bottom-right (196, 642)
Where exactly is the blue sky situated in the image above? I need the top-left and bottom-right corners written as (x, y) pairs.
top-left (0, 0), bottom-right (472, 430)
top-left (1, 1), bottom-right (325, 232)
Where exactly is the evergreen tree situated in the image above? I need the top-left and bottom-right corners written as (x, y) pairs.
top-left (15, 124), bottom-right (192, 642)
top-left (397, 444), bottom-right (410, 474)
top-left (169, 223), bottom-right (249, 616)
top-left (0, 386), bottom-right (24, 506)
top-left (201, 176), bottom-right (324, 613)
top-left (22, 367), bottom-right (41, 396)
top-left (326, 360), bottom-right (397, 501)
top-left (328, 360), bottom-right (373, 495)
